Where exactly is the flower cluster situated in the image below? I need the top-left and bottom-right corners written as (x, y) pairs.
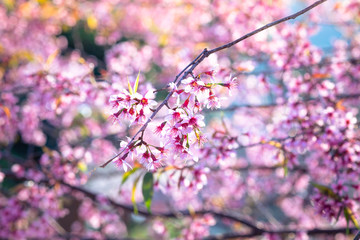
top-left (109, 88), bottom-right (156, 125)
top-left (110, 71), bottom-right (238, 171)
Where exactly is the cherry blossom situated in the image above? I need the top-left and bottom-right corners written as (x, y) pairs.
top-left (1, 0), bottom-right (360, 239)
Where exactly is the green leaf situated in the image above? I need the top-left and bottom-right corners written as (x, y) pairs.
top-left (311, 182), bottom-right (339, 199)
top-left (134, 71), bottom-right (140, 94)
top-left (142, 172), bottom-right (154, 213)
top-left (127, 76), bottom-right (133, 95)
top-left (77, 162), bottom-right (87, 172)
top-left (120, 167), bottom-right (139, 187)
top-left (186, 134), bottom-right (190, 149)
top-left (282, 153), bottom-right (288, 177)
top-left (131, 175), bottom-right (142, 215)
top-left (344, 208), bottom-right (350, 235)
top-left (283, 165), bottom-right (288, 177)
top-left (277, 150), bottom-right (288, 177)
top-left (344, 207), bottom-right (360, 232)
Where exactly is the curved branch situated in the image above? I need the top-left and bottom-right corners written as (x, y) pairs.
top-left (207, 0), bottom-right (327, 55)
top-left (4, 171), bottom-right (357, 239)
top-left (234, 57), bottom-right (360, 76)
top-left (210, 93), bottom-right (360, 112)
top-left (205, 227), bottom-right (359, 240)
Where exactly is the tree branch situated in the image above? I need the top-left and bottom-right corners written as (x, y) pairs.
top-left (205, 227), bottom-right (359, 240)
top-left (4, 170), bottom-right (356, 240)
top-left (207, 0), bottom-right (327, 55)
top-left (210, 93), bottom-right (360, 112)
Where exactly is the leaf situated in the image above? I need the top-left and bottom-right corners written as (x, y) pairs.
top-left (344, 207), bottom-right (360, 231)
top-left (78, 57), bottom-right (86, 64)
top-left (188, 205), bottom-right (195, 217)
top-left (164, 166), bottom-right (175, 171)
top-left (0, 105), bottom-right (11, 119)
top-left (336, 100), bottom-right (346, 111)
top-left (283, 165), bottom-right (288, 177)
top-left (333, 2), bottom-right (342, 10)
top-left (131, 174), bottom-right (142, 215)
top-left (42, 146), bottom-right (52, 156)
top-left (312, 73), bottom-right (331, 79)
top-left (0, 67), bottom-right (4, 80)
top-left (55, 97), bottom-right (61, 109)
top-left (127, 76), bottom-right (133, 95)
top-left (178, 170), bottom-right (183, 189)
top-left (87, 15), bottom-right (98, 30)
top-left (311, 182), bottom-right (339, 200)
top-left (186, 134), bottom-right (190, 148)
top-left (281, 152), bottom-right (288, 177)
top-left (274, 150), bottom-right (288, 177)
top-left (236, 66), bottom-right (251, 72)
top-left (3, 0), bottom-right (14, 10)
top-left (142, 172), bottom-right (154, 213)
top-left (268, 140), bottom-right (282, 148)
top-left (344, 208), bottom-right (350, 235)
top-left (37, 0), bottom-right (48, 5)
top-left (120, 167), bottom-right (139, 187)
top-left (54, 182), bottom-right (61, 193)
top-left (133, 71), bottom-right (140, 94)
top-left (158, 34), bottom-right (169, 47)
top-left (45, 49), bottom-right (59, 69)
top-left (77, 162), bottom-right (87, 172)
top-left (195, 42), bottom-right (208, 51)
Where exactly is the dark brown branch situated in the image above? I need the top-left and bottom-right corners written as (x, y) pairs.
top-left (205, 227), bottom-right (359, 240)
top-left (3, 171), bottom-right (258, 230)
top-left (4, 171), bottom-right (356, 239)
top-left (62, 180), bottom-right (260, 232)
top-left (101, 0), bottom-right (328, 168)
top-left (227, 165), bottom-right (307, 173)
top-left (234, 57), bottom-right (360, 76)
top-left (211, 93), bottom-right (360, 112)
top-left (53, 233), bottom-right (138, 240)
top-left (207, 0), bottom-right (327, 55)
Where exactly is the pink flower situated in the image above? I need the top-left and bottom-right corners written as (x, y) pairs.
top-left (114, 156), bottom-right (132, 172)
top-left (165, 109), bottom-right (183, 123)
top-left (146, 153), bottom-right (165, 171)
top-left (154, 122), bottom-right (166, 135)
top-left (109, 94), bottom-right (125, 109)
top-left (183, 77), bottom-right (205, 94)
top-left (109, 110), bottom-right (122, 124)
top-left (187, 114), bottom-right (205, 129)
top-left (206, 91), bottom-right (221, 109)
top-left (134, 91), bottom-right (157, 114)
top-left (223, 75), bottom-right (238, 95)
top-left (133, 109), bottom-right (146, 124)
top-left (140, 151), bottom-right (151, 165)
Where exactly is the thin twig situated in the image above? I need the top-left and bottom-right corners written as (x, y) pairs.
top-left (209, 93), bottom-right (360, 112)
top-left (205, 227), bottom-right (359, 240)
top-left (234, 57), bottom-right (360, 77)
top-left (206, 0), bottom-right (328, 55)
